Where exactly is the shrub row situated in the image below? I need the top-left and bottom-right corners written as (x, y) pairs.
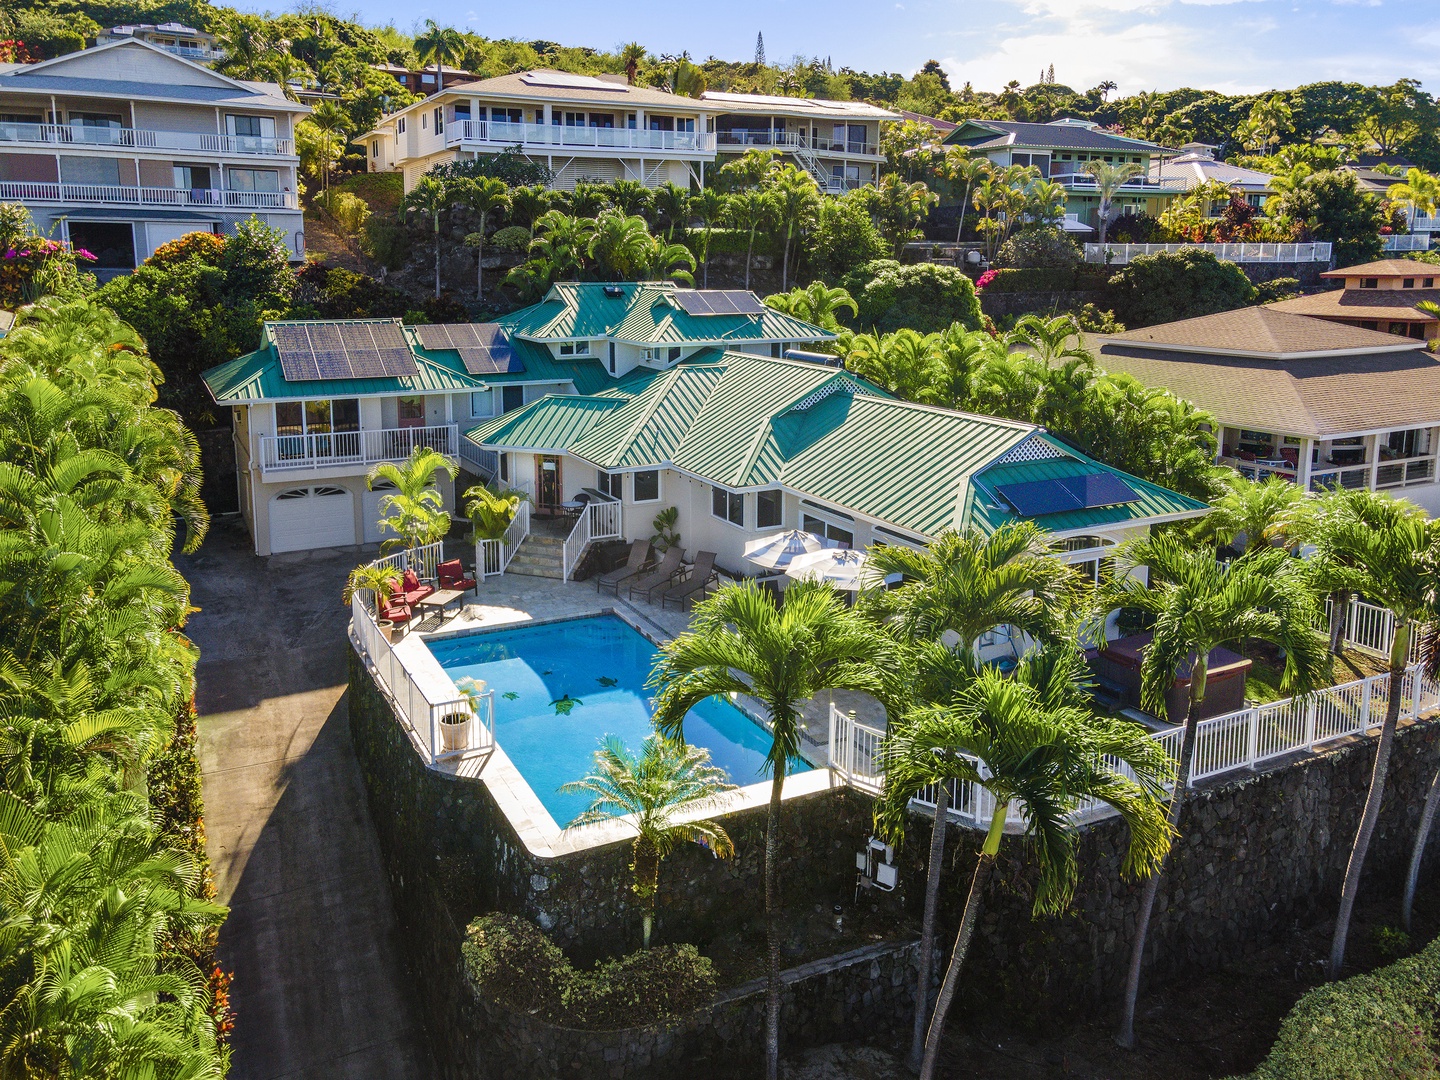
top-left (977, 266), bottom-right (1112, 293)
top-left (463, 913), bottom-right (717, 1030)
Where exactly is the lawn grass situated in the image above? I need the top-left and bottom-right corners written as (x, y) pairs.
top-left (1240, 641), bottom-right (1390, 705)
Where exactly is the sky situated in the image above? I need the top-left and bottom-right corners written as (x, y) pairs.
top-left (256, 0), bottom-right (1440, 96)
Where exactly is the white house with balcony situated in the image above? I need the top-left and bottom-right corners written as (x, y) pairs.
top-left (944, 117), bottom-right (1182, 230)
top-left (1093, 306), bottom-right (1440, 515)
top-left (363, 70), bottom-right (719, 192)
top-left (96, 23), bottom-right (225, 63)
top-left (700, 91), bottom-right (898, 193)
top-left (0, 38), bottom-right (306, 272)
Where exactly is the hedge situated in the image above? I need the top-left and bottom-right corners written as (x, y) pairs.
top-left (977, 266), bottom-right (1112, 293)
top-left (1236, 936), bottom-right (1440, 1080)
top-left (463, 913), bottom-right (717, 1030)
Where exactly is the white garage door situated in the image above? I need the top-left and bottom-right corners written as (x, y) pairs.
top-left (269, 485), bottom-right (355, 553)
top-left (362, 482), bottom-right (400, 545)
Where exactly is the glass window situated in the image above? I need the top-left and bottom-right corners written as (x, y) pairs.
top-left (227, 168), bottom-right (280, 192)
top-left (756, 489), bottom-right (782, 528)
top-left (434, 107), bottom-right (443, 134)
top-left (231, 115), bottom-right (264, 137)
top-left (558, 341), bottom-right (590, 356)
top-left (332, 398), bottom-right (360, 432)
top-left (499, 452), bottom-right (509, 482)
top-left (1425, 277), bottom-right (1435, 288)
top-left (802, 513), bottom-right (853, 548)
top-left (470, 390), bottom-right (494, 417)
top-left (304, 399), bottom-right (332, 433)
top-left (633, 469), bottom-right (659, 502)
top-left (501, 386), bottom-right (525, 413)
top-left (397, 117), bottom-right (405, 134)
top-left (597, 470), bottom-right (622, 498)
top-left (275, 401), bottom-right (303, 436)
top-left (1361, 277), bottom-right (1378, 289)
top-left (712, 485), bottom-right (744, 527)
top-left (397, 396), bottom-right (425, 423)
top-left (1404, 278), bottom-right (1416, 289)
top-left (668, 346), bottom-right (682, 362)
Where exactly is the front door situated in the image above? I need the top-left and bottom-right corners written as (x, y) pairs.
top-left (538, 455), bottom-right (562, 511)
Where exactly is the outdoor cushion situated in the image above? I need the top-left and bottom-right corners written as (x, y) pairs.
top-left (402, 568), bottom-right (421, 592)
top-left (437, 560), bottom-right (476, 591)
top-left (402, 582), bottom-right (435, 604)
top-left (380, 601), bottom-right (411, 623)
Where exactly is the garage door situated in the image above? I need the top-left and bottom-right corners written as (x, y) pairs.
top-left (269, 485), bottom-right (355, 553)
top-left (362, 482), bottom-right (400, 545)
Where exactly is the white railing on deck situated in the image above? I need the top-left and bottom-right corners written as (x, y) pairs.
top-left (1083, 241), bottom-right (1332, 264)
top-left (0, 121), bottom-right (293, 155)
top-left (827, 707), bottom-right (885, 792)
top-left (1324, 596), bottom-right (1424, 662)
top-left (349, 545), bottom-right (495, 764)
top-left (0, 180), bottom-right (298, 209)
top-left (477, 500), bottom-right (530, 580)
top-left (1383, 234), bottom-right (1433, 252)
top-left (260, 424), bottom-right (458, 473)
top-left (561, 500), bottom-right (622, 582)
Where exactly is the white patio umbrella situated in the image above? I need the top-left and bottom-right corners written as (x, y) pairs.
top-left (783, 548), bottom-right (894, 591)
top-left (742, 529), bottom-right (836, 571)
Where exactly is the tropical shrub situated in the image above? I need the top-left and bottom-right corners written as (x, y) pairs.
top-left (489, 224), bottom-right (532, 252)
top-left (1255, 277), bottom-right (1302, 303)
top-left (1237, 936), bottom-right (1440, 1080)
top-left (462, 914), bottom-right (716, 1029)
top-left (843, 259), bottom-right (983, 334)
top-left (429, 148), bottom-right (552, 187)
top-left (319, 189), bottom-right (372, 234)
top-left (807, 190), bottom-right (887, 283)
top-left (293, 263), bottom-right (410, 319)
top-left (1105, 211), bottom-right (1166, 243)
top-left (1107, 248), bottom-right (1257, 328)
top-left (0, 203), bottom-right (96, 306)
top-left (1274, 169), bottom-right (1386, 267)
top-left (995, 227), bottom-right (1080, 268)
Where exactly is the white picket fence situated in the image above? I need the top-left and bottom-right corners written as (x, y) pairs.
top-left (1082, 241), bottom-right (1333, 264)
top-left (349, 544), bottom-right (495, 764)
top-left (477, 501), bottom-right (530, 580)
top-left (829, 665), bottom-right (1440, 831)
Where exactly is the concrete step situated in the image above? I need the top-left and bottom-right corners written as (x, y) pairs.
top-left (505, 535), bottom-right (568, 579)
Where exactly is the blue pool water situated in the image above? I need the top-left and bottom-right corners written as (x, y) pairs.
top-left (426, 615), bottom-right (810, 826)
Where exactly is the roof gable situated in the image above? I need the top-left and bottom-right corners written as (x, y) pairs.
top-left (1109, 305), bottom-right (1421, 360)
top-left (16, 39), bottom-right (244, 90)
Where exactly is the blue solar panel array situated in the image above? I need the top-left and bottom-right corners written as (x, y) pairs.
top-left (413, 323), bottom-right (524, 375)
top-left (996, 473), bottom-right (1140, 517)
top-left (273, 321), bottom-right (417, 382)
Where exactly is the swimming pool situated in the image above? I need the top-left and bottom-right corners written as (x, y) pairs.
top-left (426, 615), bottom-right (811, 827)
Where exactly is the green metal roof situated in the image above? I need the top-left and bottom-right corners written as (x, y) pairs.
top-left (497, 282), bottom-right (833, 345)
top-left (466, 350), bottom-right (1206, 539)
top-left (410, 333), bottom-right (619, 395)
top-left (203, 321), bottom-right (490, 404)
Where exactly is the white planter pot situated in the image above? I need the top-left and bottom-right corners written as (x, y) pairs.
top-left (439, 714), bottom-right (470, 753)
top-left (377, 619), bottom-right (396, 644)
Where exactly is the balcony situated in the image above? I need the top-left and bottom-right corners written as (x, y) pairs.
top-left (155, 44), bottom-right (225, 61)
top-left (445, 120), bottom-right (712, 153)
top-left (258, 424), bottom-right (460, 477)
top-left (0, 122), bottom-right (293, 156)
top-left (1050, 171), bottom-right (1175, 192)
top-left (715, 130), bottom-right (880, 157)
top-left (0, 181), bottom-right (298, 210)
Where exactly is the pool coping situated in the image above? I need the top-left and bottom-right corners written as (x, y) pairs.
top-left (405, 600), bottom-right (840, 860)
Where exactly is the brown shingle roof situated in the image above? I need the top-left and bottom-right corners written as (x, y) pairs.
top-left (1108, 305), bottom-right (1415, 359)
top-left (1268, 290), bottom-right (1440, 321)
top-left (1321, 259), bottom-right (1437, 279)
top-left (1094, 339), bottom-right (1440, 437)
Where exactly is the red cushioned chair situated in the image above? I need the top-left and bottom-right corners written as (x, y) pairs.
top-left (437, 559), bottom-right (476, 595)
top-left (379, 597), bottom-right (413, 634)
top-left (399, 567), bottom-right (435, 606)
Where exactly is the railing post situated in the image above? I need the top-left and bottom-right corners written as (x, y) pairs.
top-left (1304, 696), bottom-right (1318, 750)
top-left (1246, 705), bottom-right (1260, 770)
top-left (1361, 676), bottom-right (1374, 733)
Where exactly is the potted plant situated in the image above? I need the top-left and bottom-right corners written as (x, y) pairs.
top-left (440, 676), bottom-right (487, 753)
top-left (650, 506), bottom-right (680, 552)
top-left (343, 564), bottom-right (399, 642)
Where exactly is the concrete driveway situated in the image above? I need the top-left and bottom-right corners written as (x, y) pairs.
top-left (179, 518), bottom-right (431, 1080)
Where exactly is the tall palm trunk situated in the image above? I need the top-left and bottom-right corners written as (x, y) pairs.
top-left (1097, 199), bottom-right (1110, 247)
top-left (955, 184), bottom-right (971, 244)
top-left (908, 782), bottom-right (949, 1073)
top-left (1117, 656), bottom-right (1205, 1049)
top-left (634, 835), bottom-right (661, 949)
top-left (1403, 761), bottom-right (1440, 932)
top-left (1330, 623), bottom-right (1411, 976)
top-left (432, 214), bottom-right (442, 298)
top-left (745, 229), bottom-right (757, 291)
top-left (918, 801), bottom-right (1007, 1080)
top-left (702, 231), bottom-right (711, 288)
top-left (1329, 591), bottom-right (1349, 656)
top-left (763, 756), bottom-right (788, 1080)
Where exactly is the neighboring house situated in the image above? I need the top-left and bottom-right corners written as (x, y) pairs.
top-left (96, 23), bottom-right (225, 63)
top-left (700, 90), bottom-right (899, 193)
top-left (1268, 259), bottom-right (1439, 341)
top-left (896, 109), bottom-right (958, 138)
top-left (200, 283), bottom-right (835, 555)
top-left (363, 70), bottom-right (718, 191)
top-left (1093, 306), bottom-right (1440, 514)
top-left (1151, 142), bottom-right (1274, 212)
top-left (466, 345), bottom-right (1205, 645)
top-left (372, 62), bottom-right (481, 97)
top-left (0, 39), bottom-right (306, 272)
top-left (944, 117), bottom-right (1182, 230)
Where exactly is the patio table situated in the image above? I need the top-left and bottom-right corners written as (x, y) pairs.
top-left (414, 588), bottom-right (465, 631)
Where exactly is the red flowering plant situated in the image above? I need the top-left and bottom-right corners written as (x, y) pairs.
top-left (0, 211), bottom-right (96, 306)
top-left (0, 40), bottom-right (35, 63)
top-left (974, 268), bottom-right (999, 291)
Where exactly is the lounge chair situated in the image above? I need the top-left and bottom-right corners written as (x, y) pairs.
top-left (596, 539), bottom-right (651, 595)
top-left (660, 551), bottom-right (719, 611)
top-left (393, 568), bottom-right (435, 607)
top-left (437, 559), bottom-right (477, 595)
top-left (627, 546), bottom-right (685, 602)
top-left (379, 597), bottom-right (413, 635)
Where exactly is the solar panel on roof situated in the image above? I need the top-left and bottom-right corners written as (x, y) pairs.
top-left (273, 324), bottom-right (320, 381)
top-left (672, 290), bottom-right (767, 317)
top-left (995, 473), bottom-right (1140, 517)
top-left (414, 324), bottom-right (455, 351)
top-left (369, 322), bottom-right (409, 351)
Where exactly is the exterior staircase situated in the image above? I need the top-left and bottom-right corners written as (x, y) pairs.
top-left (505, 534), bottom-right (565, 579)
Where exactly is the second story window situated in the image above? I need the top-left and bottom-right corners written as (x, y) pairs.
top-left (712, 486), bottom-right (744, 527)
top-left (397, 117), bottom-right (406, 134)
top-left (434, 107), bottom-right (443, 134)
top-left (1361, 277), bottom-right (1378, 289)
top-left (558, 341), bottom-right (590, 356)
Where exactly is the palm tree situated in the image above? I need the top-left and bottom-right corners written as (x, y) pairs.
top-left (726, 190), bottom-right (775, 291)
top-left (941, 152), bottom-right (989, 242)
top-left (309, 100), bottom-right (349, 197)
top-left (670, 58), bottom-right (708, 98)
top-left (620, 42), bottom-right (646, 85)
top-left (414, 20), bottom-right (463, 92)
top-left (464, 484), bottom-right (523, 541)
top-left (400, 176), bottom-right (452, 298)
top-left (840, 329), bottom-right (946, 402)
top-left (1085, 161), bottom-right (1143, 247)
top-left (366, 446), bottom-right (459, 553)
top-left (1197, 473), bottom-right (1305, 554)
top-left (690, 189), bottom-right (729, 288)
top-left (508, 185), bottom-right (551, 239)
top-left (864, 525), bottom-right (1089, 1071)
top-left (1301, 492), bottom-right (1436, 976)
top-left (651, 579), bottom-right (889, 1080)
top-left (455, 176), bottom-right (510, 301)
top-left (1025, 178), bottom-right (1069, 227)
top-left (763, 282), bottom-right (857, 333)
top-left (605, 179), bottom-right (652, 217)
top-left (873, 175), bottom-right (938, 257)
top-left (880, 662), bottom-right (1174, 1080)
top-left (588, 211), bottom-right (655, 281)
top-left (560, 734), bottom-right (736, 948)
top-left (1105, 537), bottom-right (1329, 1047)
top-left (651, 181), bottom-right (691, 241)
top-left (769, 165), bottom-right (821, 290)
top-left (642, 235), bottom-right (697, 286)
top-left (1391, 168), bottom-right (1440, 232)
top-left (567, 181), bottom-right (608, 218)
top-left (343, 563), bottom-right (397, 614)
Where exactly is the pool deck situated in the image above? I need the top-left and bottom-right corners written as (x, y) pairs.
top-left (387, 572), bottom-right (887, 858)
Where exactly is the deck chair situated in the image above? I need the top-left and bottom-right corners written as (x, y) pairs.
top-left (660, 551), bottom-right (719, 611)
top-left (627, 545), bottom-right (685, 602)
top-left (596, 539), bottom-right (651, 595)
